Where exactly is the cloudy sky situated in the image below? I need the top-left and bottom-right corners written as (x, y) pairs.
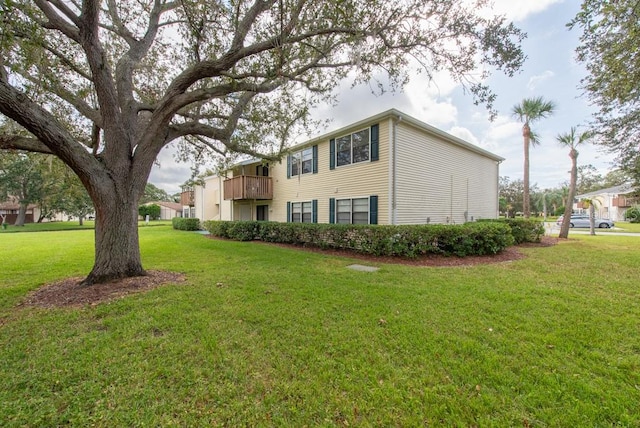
top-left (149, 0), bottom-right (614, 194)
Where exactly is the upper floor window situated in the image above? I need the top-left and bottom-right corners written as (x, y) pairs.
top-left (288, 146), bottom-right (317, 178)
top-left (330, 124), bottom-right (378, 170)
top-left (336, 128), bottom-right (370, 167)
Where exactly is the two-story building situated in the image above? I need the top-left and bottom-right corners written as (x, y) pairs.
top-left (574, 184), bottom-right (638, 221)
top-left (190, 109), bottom-right (504, 225)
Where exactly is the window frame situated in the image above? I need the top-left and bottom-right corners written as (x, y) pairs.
top-left (290, 147), bottom-right (314, 177)
top-left (290, 201), bottom-right (313, 223)
top-left (335, 128), bottom-right (371, 168)
top-left (335, 196), bottom-right (370, 225)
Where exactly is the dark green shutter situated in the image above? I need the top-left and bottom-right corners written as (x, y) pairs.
top-left (329, 139), bottom-right (335, 170)
top-left (287, 155), bottom-right (291, 178)
top-left (371, 124), bottom-right (379, 162)
top-left (329, 198), bottom-right (335, 224)
top-left (312, 199), bottom-right (318, 223)
top-left (369, 195), bottom-right (378, 225)
top-left (286, 201), bottom-right (291, 222)
top-left (312, 145), bottom-right (318, 174)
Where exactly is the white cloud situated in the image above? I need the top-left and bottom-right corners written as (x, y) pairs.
top-left (484, 115), bottom-right (522, 142)
top-left (527, 70), bottom-right (555, 91)
top-left (478, 0), bottom-right (565, 22)
top-left (448, 126), bottom-right (480, 146)
top-left (148, 145), bottom-right (193, 195)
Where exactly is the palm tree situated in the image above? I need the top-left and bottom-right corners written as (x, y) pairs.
top-left (512, 97), bottom-right (556, 218)
top-left (556, 127), bottom-right (591, 239)
top-left (580, 197), bottom-right (599, 236)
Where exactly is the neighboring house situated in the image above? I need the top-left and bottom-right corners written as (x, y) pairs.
top-left (0, 197), bottom-right (40, 224)
top-left (142, 201), bottom-right (183, 220)
top-left (192, 109), bottom-right (504, 225)
top-left (574, 184), bottom-right (638, 221)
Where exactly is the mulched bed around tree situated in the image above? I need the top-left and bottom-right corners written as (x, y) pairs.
top-left (21, 237), bottom-right (559, 309)
top-left (21, 271), bottom-right (186, 309)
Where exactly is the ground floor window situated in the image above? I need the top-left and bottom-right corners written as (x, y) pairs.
top-left (291, 201), bottom-right (312, 223)
top-left (287, 200), bottom-right (317, 223)
top-left (337, 197), bottom-right (369, 224)
top-left (330, 196), bottom-right (377, 225)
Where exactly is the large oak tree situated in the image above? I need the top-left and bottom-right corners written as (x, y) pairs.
top-left (570, 0), bottom-right (640, 183)
top-left (0, 0), bottom-right (525, 285)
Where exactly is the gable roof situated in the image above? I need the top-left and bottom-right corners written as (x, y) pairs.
top-left (576, 183), bottom-right (634, 199)
top-left (223, 108), bottom-right (505, 171)
top-left (291, 108), bottom-right (505, 162)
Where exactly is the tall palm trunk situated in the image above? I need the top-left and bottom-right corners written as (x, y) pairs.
top-left (559, 148), bottom-right (578, 238)
top-left (522, 123), bottom-right (531, 218)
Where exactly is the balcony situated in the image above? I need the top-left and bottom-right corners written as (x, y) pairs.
top-left (613, 197), bottom-right (638, 207)
top-left (223, 175), bottom-right (273, 200)
top-left (180, 189), bottom-right (194, 206)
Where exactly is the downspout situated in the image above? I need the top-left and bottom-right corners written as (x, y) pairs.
top-left (450, 175), bottom-right (453, 223)
top-left (218, 176), bottom-right (223, 220)
top-left (391, 115), bottom-right (402, 225)
top-left (200, 183), bottom-right (205, 220)
top-left (496, 160), bottom-right (503, 218)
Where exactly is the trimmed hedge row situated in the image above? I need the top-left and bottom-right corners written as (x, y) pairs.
top-left (478, 218), bottom-right (545, 244)
top-left (203, 220), bottom-right (521, 258)
top-left (172, 217), bottom-right (200, 231)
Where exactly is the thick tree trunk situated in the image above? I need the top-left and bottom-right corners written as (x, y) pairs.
top-left (14, 202), bottom-right (27, 226)
top-left (81, 195), bottom-right (146, 286)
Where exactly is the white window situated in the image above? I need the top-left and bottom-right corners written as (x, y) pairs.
top-left (291, 147), bottom-right (314, 176)
top-left (337, 197), bottom-right (369, 224)
top-left (291, 201), bottom-right (313, 223)
top-left (336, 128), bottom-right (370, 167)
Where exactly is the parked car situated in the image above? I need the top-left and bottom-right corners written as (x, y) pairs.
top-left (556, 215), bottom-right (614, 228)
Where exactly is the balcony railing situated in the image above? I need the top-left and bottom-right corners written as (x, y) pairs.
top-left (223, 175), bottom-right (273, 200)
top-left (613, 197), bottom-right (638, 207)
top-left (180, 190), bottom-right (194, 206)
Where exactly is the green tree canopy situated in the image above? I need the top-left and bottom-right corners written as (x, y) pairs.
top-left (0, 151), bottom-right (46, 225)
top-left (0, 0), bottom-right (526, 285)
top-left (140, 183), bottom-right (174, 204)
top-left (570, 0), bottom-right (640, 183)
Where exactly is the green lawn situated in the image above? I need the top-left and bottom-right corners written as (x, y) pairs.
top-left (1, 226), bottom-right (639, 426)
top-left (0, 219), bottom-right (173, 233)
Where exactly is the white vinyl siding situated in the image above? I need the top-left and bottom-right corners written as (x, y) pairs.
top-left (393, 121), bottom-right (499, 224)
top-left (271, 122), bottom-right (389, 224)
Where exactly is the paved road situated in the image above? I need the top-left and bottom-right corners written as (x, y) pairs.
top-left (544, 224), bottom-right (640, 237)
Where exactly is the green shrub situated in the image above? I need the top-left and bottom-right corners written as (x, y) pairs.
top-left (625, 206), bottom-right (640, 223)
top-left (172, 217), bottom-right (200, 231)
top-left (480, 218), bottom-right (544, 244)
top-left (202, 220), bottom-right (230, 237)
top-left (203, 220), bottom-right (515, 258)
